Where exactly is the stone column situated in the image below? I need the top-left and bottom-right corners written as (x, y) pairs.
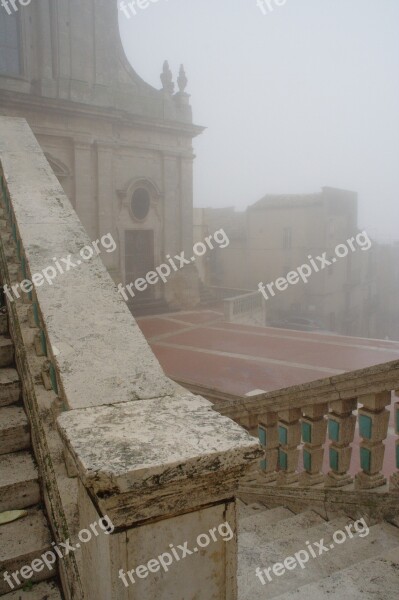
top-left (326, 399), bottom-right (356, 487)
top-left (276, 408), bottom-right (301, 485)
top-left (163, 155), bottom-right (180, 256)
top-left (258, 413), bottom-right (279, 483)
top-left (96, 143), bottom-right (117, 272)
top-left (391, 392), bottom-right (399, 490)
top-left (73, 140), bottom-right (97, 240)
top-left (37, 0), bottom-right (56, 96)
top-left (300, 404), bottom-right (328, 486)
top-left (180, 155), bottom-right (194, 257)
top-left (355, 392), bottom-right (390, 489)
top-left (58, 395), bottom-right (262, 600)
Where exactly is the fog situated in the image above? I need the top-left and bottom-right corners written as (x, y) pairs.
top-left (119, 0), bottom-right (399, 241)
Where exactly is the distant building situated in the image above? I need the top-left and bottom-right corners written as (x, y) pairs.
top-left (195, 187), bottom-right (378, 337)
top-left (0, 0), bottom-right (203, 310)
top-left (372, 242), bottom-right (399, 341)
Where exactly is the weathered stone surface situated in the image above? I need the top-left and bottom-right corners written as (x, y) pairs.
top-left (58, 394), bottom-right (263, 526)
top-left (0, 406), bottom-right (30, 455)
top-left (239, 516), bottom-right (399, 600)
top-left (0, 509), bottom-right (53, 595)
top-left (0, 117), bottom-right (175, 410)
top-left (0, 368), bottom-right (20, 407)
top-left (0, 451), bottom-right (40, 512)
top-left (79, 480), bottom-right (237, 600)
top-left (272, 547), bottom-right (399, 600)
top-left (0, 337), bottom-right (14, 368)
top-left (239, 509), bottom-right (323, 547)
top-left (237, 499), bottom-right (271, 519)
top-left (0, 312), bottom-right (8, 335)
top-left (239, 479), bottom-right (399, 524)
top-left (216, 360), bottom-right (399, 427)
top-left (2, 581), bottom-right (62, 600)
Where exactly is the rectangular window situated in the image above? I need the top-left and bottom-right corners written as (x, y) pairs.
top-left (0, 11), bottom-right (21, 76)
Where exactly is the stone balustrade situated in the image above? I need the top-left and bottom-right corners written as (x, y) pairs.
top-left (391, 391), bottom-right (399, 490)
top-left (0, 117), bottom-right (262, 600)
top-left (235, 369), bottom-right (399, 495)
top-left (189, 356), bottom-right (399, 523)
top-left (223, 290), bottom-right (266, 326)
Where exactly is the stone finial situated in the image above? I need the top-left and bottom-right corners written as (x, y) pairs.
top-left (160, 60), bottom-right (174, 94)
top-left (177, 64), bottom-right (188, 93)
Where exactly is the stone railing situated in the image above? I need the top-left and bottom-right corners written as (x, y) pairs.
top-left (209, 285), bottom-right (254, 300)
top-left (223, 290), bottom-right (266, 326)
top-left (212, 360), bottom-right (399, 519)
top-left (0, 117), bottom-right (262, 600)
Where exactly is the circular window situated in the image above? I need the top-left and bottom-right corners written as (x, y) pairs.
top-left (131, 188), bottom-right (151, 221)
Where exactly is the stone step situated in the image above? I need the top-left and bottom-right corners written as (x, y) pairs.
top-left (240, 509), bottom-right (325, 547)
top-left (0, 451), bottom-right (40, 512)
top-left (7, 266), bottom-right (18, 278)
top-left (0, 312), bottom-right (8, 335)
top-left (1, 580), bottom-right (62, 600)
top-left (239, 511), bottom-right (333, 587)
top-left (273, 546), bottom-right (399, 600)
top-left (237, 499), bottom-right (273, 520)
top-left (4, 246), bottom-right (14, 260)
top-left (0, 508), bottom-right (54, 595)
top-left (0, 369), bottom-right (21, 407)
top-left (239, 519), bottom-right (399, 599)
top-left (0, 406), bottom-right (30, 455)
top-left (0, 338), bottom-right (14, 368)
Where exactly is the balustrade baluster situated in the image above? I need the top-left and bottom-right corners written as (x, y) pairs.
top-left (326, 399), bottom-right (357, 487)
top-left (258, 413), bottom-right (279, 482)
top-left (390, 392), bottom-right (399, 490)
top-left (355, 391), bottom-right (390, 489)
top-left (300, 403), bottom-right (328, 485)
top-left (276, 408), bottom-right (301, 484)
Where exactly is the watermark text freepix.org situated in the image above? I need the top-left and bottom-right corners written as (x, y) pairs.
top-left (118, 229), bottom-right (229, 301)
top-left (119, 0), bottom-right (164, 19)
top-left (1, 0), bottom-right (32, 16)
top-left (3, 515), bottom-right (114, 590)
top-left (118, 521), bottom-right (233, 587)
top-left (255, 517), bottom-right (369, 585)
top-left (257, 0), bottom-right (289, 16)
top-left (3, 233), bottom-right (116, 302)
top-left (258, 231), bottom-right (372, 301)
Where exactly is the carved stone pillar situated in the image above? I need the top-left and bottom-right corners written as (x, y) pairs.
top-left (258, 413), bottom-right (279, 483)
top-left (355, 392), bottom-right (390, 489)
top-left (300, 404), bottom-right (328, 486)
top-left (58, 396), bottom-right (262, 600)
top-left (326, 399), bottom-right (357, 487)
top-left (276, 408), bottom-right (301, 485)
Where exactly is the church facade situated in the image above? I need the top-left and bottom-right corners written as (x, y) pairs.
top-left (0, 0), bottom-right (203, 306)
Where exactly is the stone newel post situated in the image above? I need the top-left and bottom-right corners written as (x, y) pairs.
top-left (58, 395), bottom-right (262, 599)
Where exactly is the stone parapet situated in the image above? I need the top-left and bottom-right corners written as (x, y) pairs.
top-left (58, 395), bottom-right (262, 529)
top-left (0, 117), bottom-right (262, 600)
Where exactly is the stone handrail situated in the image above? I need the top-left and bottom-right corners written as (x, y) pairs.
top-left (224, 290), bottom-right (266, 325)
top-left (208, 285), bottom-right (254, 300)
top-left (211, 360), bottom-right (399, 497)
top-left (0, 117), bottom-right (262, 600)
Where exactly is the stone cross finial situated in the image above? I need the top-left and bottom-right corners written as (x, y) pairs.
top-left (177, 64), bottom-right (188, 93)
top-left (160, 60), bottom-right (174, 94)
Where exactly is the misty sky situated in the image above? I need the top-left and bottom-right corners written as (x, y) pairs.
top-left (119, 0), bottom-right (399, 241)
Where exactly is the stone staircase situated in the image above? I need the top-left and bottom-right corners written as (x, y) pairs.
top-left (0, 311), bottom-right (63, 599)
top-left (238, 499), bottom-right (399, 600)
